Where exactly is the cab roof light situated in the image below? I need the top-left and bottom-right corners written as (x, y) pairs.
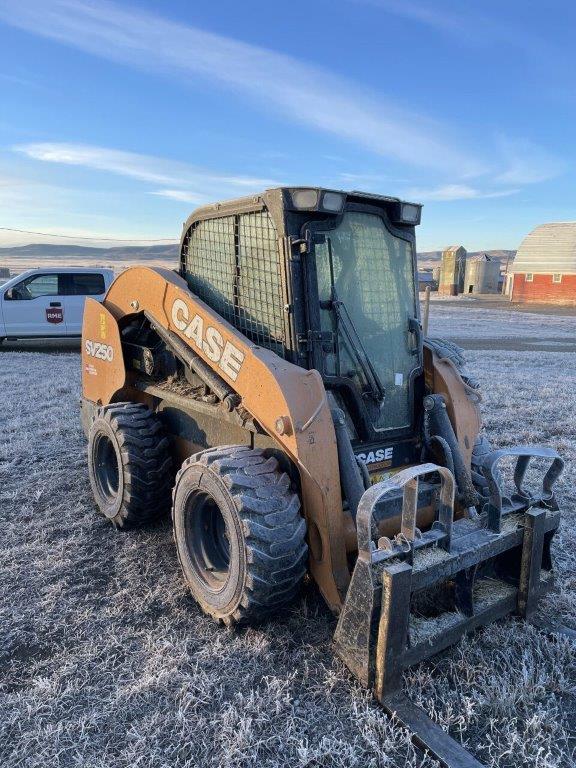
top-left (321, 191), bottom-right (345, 213)
top-left (290, 188), bottom-right (319, 210)
top-left (395, 202), bottom-right (422, 225)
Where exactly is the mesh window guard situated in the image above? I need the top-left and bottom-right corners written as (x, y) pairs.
top-left (183, 211), bottom-right (286, 357)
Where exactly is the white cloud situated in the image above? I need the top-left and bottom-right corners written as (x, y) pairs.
top-left (357, 0), bottom-right (555, 60)
top-left (357, 0), bottom-right (465, 35)
top-left (494, 137), bottom-right (565, 185)
top-left (0, 0), bottom-right (485, 176)
top-left (405, 184), bottom-right (518, 202)
top-left (15, 142), bottom-right (280, 201)
top-left (151, 189), bottom-right (208, 205)
top-left (2, 0), bottom-right (563, 216)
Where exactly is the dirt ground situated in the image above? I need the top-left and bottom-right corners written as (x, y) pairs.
top-left (1, 305), bottom-right (575, 767)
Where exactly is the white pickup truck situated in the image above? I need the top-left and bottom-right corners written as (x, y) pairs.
top-left (0, 267), bottom-right (114, 341)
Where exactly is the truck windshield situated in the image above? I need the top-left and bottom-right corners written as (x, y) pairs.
top-left (314, 211), bottom-right (419, 432)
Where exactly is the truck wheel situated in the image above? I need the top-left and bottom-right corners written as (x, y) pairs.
top-left (88, 402), bottom-right (172, 529)
top-left (172, 446), bottom-right (307, 625)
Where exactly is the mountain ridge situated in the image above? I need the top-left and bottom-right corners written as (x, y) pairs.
top-left (0, 243), bottom-right (516, 273)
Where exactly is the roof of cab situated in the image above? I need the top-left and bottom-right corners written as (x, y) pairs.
top-left (180, 186), bottom-right (419, 240)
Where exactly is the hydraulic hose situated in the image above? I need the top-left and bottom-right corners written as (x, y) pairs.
top-left (144, 311), bottom-right (241, 411)
top-left (331, 408), bottom-right (366, 520)
top-left (423, 394), bottom-right (479, 510)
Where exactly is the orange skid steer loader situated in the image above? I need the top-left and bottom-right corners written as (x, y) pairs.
top-left (81, 187), bottom-right (568, 767)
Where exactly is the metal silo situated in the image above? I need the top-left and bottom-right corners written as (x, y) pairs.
top-left (464, 254), bottom-right (501, 294)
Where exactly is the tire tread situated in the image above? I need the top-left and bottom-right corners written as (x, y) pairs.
top-left (90, 402), bottom-right (172, 529)
top-left (173, 445), bottom-right (307, 624)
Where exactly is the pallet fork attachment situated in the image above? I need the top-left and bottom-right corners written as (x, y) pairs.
top-left (334, 450), bottom-right (565, 767)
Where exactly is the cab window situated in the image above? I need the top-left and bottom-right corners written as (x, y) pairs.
top-left (5, 273), bottom-right (61, 301)
top-left (69, 273), bottom-right (105, 296)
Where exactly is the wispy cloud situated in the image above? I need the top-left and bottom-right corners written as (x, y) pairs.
top-left (356, 0), bottom-right (557, 60)
top-left (0, 168), bottom-right (180, 245)
top-left (404, 184), bottom-right (518, 202)
top-left (493, 137), bottom-right (565, 185)
top-left (0, 0), bottom-right (485, 176)
top-left (337, 171), bottom-right (411, 188)
top-left (0, 71), bottom-right (44, 89)
top-left (357, 0), bottom-right (466, 35)
top-left (151, 189), bottom-right (208, 205)
top-left (15, 142), bottom-right (279, 202)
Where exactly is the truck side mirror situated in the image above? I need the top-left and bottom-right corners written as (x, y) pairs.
top-left (4, 288), bottom-right (13, 300)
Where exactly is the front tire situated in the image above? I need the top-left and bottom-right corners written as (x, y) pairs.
top-left (172, 446), bottom-right (307, 625)
top-left (88, 402), bottom-right (173, 529)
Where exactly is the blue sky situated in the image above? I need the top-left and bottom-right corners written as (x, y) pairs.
top-left (0, 0), bottom-right (574, 250)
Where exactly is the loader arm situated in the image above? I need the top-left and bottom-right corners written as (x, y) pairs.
top-left (82, 266), bottom-right (350, 610)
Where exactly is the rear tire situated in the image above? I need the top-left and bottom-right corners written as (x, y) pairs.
top-left (88, 402), bottom-right (173, 529)
top-left (172, 446), bottom-right (307, 625)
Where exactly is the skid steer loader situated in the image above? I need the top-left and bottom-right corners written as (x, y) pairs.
top-left (81, 187), bottom-right (567, 767)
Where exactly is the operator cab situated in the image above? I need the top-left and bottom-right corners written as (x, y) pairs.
top-left (179, 187), bottom-right (424, 475)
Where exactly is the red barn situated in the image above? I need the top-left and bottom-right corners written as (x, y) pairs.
top-left (511, 222), bottom-right (576, 306)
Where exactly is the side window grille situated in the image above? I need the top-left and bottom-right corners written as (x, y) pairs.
top-left (183, 216), bottom-right (236, 326)
top-left (183, 211), bottom-right (285, 357)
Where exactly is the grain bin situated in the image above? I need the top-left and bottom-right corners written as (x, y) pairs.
top-left (464, 254), bottom-right (501, 294)
top-left (438, 245), bottom-right (466, 295)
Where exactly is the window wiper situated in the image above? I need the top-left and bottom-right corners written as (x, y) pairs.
top-left (324, 236), bottom-right (386, 403)
top-left (330, 290), bottom-right (386, 403)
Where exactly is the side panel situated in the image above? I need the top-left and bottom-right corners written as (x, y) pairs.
top-left (84, 266), bottom-right (350, 611)
top-left (82, 298), bottom-right (126, 404)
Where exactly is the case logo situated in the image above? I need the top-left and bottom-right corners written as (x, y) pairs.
top-left (85, 340), bottom-right (114, 362)
top-left (355, 447), bottom-right (394, 466)
top-left (171, 298), bottom-right (245, 382)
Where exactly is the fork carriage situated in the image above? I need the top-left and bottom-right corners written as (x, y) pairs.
top-left (333, 446), bottom-right (564, 767)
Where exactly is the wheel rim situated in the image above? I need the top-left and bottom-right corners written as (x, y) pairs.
top-left (94, 433), bottom-right (120, 503)
top-left (185, 491), bottom-right (230, 592)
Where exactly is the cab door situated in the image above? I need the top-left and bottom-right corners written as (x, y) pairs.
top-left (63, 272), bottom-right (107, 335)
top-left (307, 211), bottom-right (421, 436)
top-left (1, 273), bottom-right (67, 336)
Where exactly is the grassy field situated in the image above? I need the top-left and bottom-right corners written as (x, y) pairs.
top-left (1, 307), bottom-right (575, 767)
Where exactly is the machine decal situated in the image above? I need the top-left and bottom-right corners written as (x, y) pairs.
top-left (85, 340), bottom-right (114, 362)
top-left (355, 446), bottom-right (393, 468)
top-left (99, 312), bottom-right (107, 340)
top-left (355, 446), bottom-right (395, 484)
top-left (171, 298), bottom-right (245, 382)
top-left (46, 307), bottom-right (63, 324)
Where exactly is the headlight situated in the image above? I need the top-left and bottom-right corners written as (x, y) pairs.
top-left (291, 189), bottom-right (319, 209)
top-left (399, 202), bottom-right (422, 225)
top-left (321, 191), bottom-right (345, 212)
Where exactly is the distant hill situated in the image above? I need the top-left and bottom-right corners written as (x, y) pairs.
top-left (0, 242), bottom-right (516, 275)
top-left (0, 242), bottom-right (178, 260)
top-left (418, 250), bottom-right (516, 270)
top-left (0, 242), bottom-right (180, 274)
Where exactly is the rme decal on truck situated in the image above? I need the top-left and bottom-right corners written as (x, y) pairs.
top-left (85, 340), bottom-right (114, 362)
top-left (355, 447), bottom-right (394, 468)
top-left (171, 298), bottom-right (245, 382)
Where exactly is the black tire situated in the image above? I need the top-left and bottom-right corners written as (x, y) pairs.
top-left (88, 402), bottom-right (173, 529)
top-left (172, 445), bottom-right (308, 625)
